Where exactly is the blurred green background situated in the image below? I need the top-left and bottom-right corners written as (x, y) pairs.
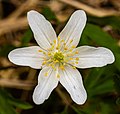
top-left (0, 0), bottom-right (120, 114)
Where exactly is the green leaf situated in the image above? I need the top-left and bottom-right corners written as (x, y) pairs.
top-left (0, 89), bottom-right (18, 114)
top-left (88, 15), bottom-right (120, 31)
top-left (81, 23), bottom-right (119, 52)
top-left (60, 106), bottom-right (68, 114)
top-left (85, 68), bottom-right (105, 89)
top-left (8, 97), bottom-right (33, 110)
top-left (116, 97), bottom-right (120, 105)
top-left (90, 79), bottom-right (114, 96)
top-left (113, 74), bottom-right (120, 93)
top-left (42, 7), bottom-right (58, 22)
top-left (21, 29), bottom-right (33, 46)
top-left (72, 106), bottom-right (86, 114)
top-left (84, 66), bottom-right (115, 97)
top-left (0, 44), bottom-right (15, 57)
top-left (3, 89), bottom-right (32, 109)
top-left (0, 88), bottom-right (32, 114)
top-left (100, 102), bottom-right (113, 114)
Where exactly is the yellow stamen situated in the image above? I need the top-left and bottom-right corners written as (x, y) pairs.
top-left (51, 64), bottom-right (55, 69)
top-left (44, 72), bottom-right (48, 76)
top-left (75, 51), bottom-right (79, 54)
top-left (51, 45), bottom-right (54, 49)
top-left (53, 40), bottom-right (56, 44)
top-left (75, 61), bottom-right (78, 64)
top-left (43, 57), bottom-right (47, 60)
top-left (60, 65), bottom-right (65, 70)
top-left (70, 39), bottom-right (73, 43)
top-left (72, 66), bottom-right (76, 69)
top-left (56, 47), bottom-right (59, 50)
top-left (57, 74), bottom-right (60, 78)
top-left (48, 52), bottom-right (52, 56)
top-left (38, 50), bottom-right (42, 52)
top-left (61, 39), bottom-right (65, 42)
top-left (58, 36), bottom-right (60, 41)
top-left (75, 57), bottom-right (79, 61)
top-left (69, 58), bottom-right (73, 60)
top-left (63, 42), bottom-right (66, 46)
top-left (42, 61), bottom-right (46, 65)
top-left (71, 45), bottom-right (75, 48)
top-left (54, 60), bottom-right (59, 63)
top-left (43, 52), bottom-right (46, 55)
top-left (64, 47), bottom-right (68, 50)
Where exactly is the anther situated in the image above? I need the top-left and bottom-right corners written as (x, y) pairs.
top-left (52, 65), bottom-right (55, 69)
top-left (57, 74), bottom-right (60, 78)
top-left (53, 40), bottom-right (56, 44)
top-left (71, 45), bottom-right (75, 48)
top-left (75, 57), bottom-right (79, 61)
top-left (69, 58), bottom-right (73, 60)
top-left (63, 42), bottom-right (66, 45)
top-left (58, 36), bottom-right (60, 41)
top-left (54, 60), bottom-right (59, 63)
top-left (56, 46), bottom-right (59, 50)
top-left (43, 52), bottom-right (46, 55)
top-left (61, 39), bottom-right (65, 42)
top-left (75, 61), bottom-right (78, 64)
top-left (42, 61), bottom-right (46, 65)
top-left (64, 47), bottom-right (68, 50)
top-left (75, 51), bottom-right (79, 54)
top-left (44, 72), bottom-right (48, 76)
top-left (48, 52), bottom-right (52, 56)
top-left (38, 50), bottom-right (42, 52)
top-left (60, 65), bottom-right (65, 70)
top-left (72, 66), bottom-right (76, 69)
top-left (70, 39), bottom-right (73, 43)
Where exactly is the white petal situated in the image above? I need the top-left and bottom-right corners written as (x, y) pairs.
top-left (27, 10), bottom-right (57, 50)
top-left (58, 10), bottom-right (86, 48)
top-left (59, 65), bottom-right (87, 104)
top-left (33, 67), bottom-right (59, 104)
top-left (72, 46), bottom-right (115, 68)
top-left (8, 46), bottom-right (44, 69)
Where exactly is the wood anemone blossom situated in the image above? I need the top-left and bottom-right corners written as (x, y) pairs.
top-left (8, 10), bottom-right (115, 105)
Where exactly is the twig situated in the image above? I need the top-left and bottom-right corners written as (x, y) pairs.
top-left (56, 86), bottom-right (71, 105)
top-left (11, 0), bottom-right (23, 6)
top-left (21, 69), bottom-right (37, 100)
top-left (0, 66), bottom-right (18, 70)
top-left (0, 0), bottom-right (40, 36)
top-left (59, 0), bottom-right (120, 17)
top-left (0, 17), bottom-right (27, 36)
top-left (8, 0), bottom-right (40, 19)
top-left (0, 78), bottom-right (35, 90)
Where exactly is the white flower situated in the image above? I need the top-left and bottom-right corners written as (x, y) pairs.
top-left (8, 10), bottom-right (115, 105)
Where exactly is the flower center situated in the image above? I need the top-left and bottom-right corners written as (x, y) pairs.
top-left (53, 52), bottom-right (64, 62)
top-left (38, 37), bottom-right (80, 78)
